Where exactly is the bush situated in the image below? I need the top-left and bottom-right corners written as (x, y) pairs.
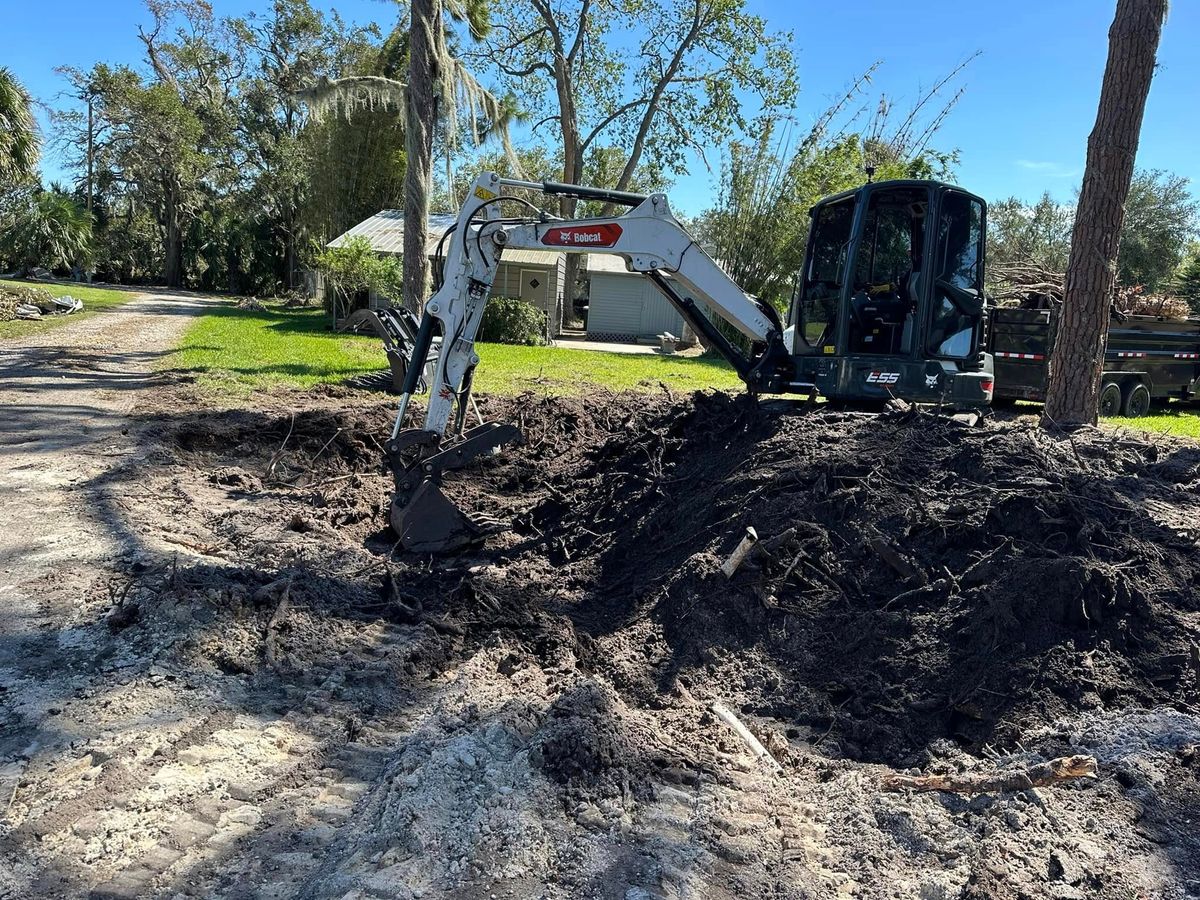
top-left (479, 296), bottom-right (548, 346)
top-left (314, 236), bottom-right (402, 318)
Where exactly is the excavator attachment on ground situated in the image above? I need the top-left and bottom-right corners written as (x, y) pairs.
top-left (383, 172), bottom-right (994, 552)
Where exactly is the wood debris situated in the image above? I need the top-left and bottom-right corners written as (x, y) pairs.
top-left (881, 755), bottom-right (1097, 795)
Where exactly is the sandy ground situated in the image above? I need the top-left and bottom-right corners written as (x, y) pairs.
top-left (1, 299), bottom-right (1199, 900)
top-left (0, 291), bottom-right (223, 590)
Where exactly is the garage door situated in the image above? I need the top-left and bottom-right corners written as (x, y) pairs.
top-left (587, 274), bottom-right (684, 339)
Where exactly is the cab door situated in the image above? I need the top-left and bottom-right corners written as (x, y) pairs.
top-left (926, 190), bottom-right (986, 363)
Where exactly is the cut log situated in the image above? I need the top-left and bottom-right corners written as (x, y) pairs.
top-left (866, 534), bottom-right (927, 586)
top-left (881, 754), bottom-right (1097, 795)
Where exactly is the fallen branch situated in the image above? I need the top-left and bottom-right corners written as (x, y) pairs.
top-left (711, 701), bottom-right (783, 774)
top-left (264, 412), bottom-right (296, 480)
top-left (160, 533), bottom-right (220, 556)
top-left (866, 534), bottom-right (928, 586)
top-left (881, 754), bottom-right (1097, 794)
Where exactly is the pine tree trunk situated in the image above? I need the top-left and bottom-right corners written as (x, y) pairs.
top-left (403, 0), bottom-right (436, 314)
top-left (1042, 0), bottom-right (1166, 426)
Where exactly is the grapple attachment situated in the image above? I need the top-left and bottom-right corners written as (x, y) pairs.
top-left (387, 422), bottom-right (522, 553)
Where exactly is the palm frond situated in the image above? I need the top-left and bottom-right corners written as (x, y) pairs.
top-left (0, 66), bottom-right (40, 186)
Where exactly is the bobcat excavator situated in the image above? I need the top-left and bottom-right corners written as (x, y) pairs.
top-left (383, 172), bottom-right (993, 552)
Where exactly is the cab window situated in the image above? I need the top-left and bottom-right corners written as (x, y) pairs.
top-left (794, 197), bottom-right (854, 350)
top-left (846, 186), bottom-right (927, 356)
top-left (929, 193), bottom-right (984, 358)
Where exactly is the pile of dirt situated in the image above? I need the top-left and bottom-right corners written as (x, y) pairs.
top-left (21, 387), bottom-right (1193, 899)
top-left (445, 393), bottom-right (1200, 767)
top-left (159, 390), bottom-right (1200, 769)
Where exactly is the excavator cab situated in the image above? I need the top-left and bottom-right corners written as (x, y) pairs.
top-left (789, 181), bottom-right (992, 406)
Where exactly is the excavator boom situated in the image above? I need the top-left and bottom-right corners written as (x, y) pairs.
top-left (383, 172), bottom-right (993, 552)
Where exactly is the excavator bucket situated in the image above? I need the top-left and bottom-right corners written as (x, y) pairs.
top-left (338, 306), bottom-right (439, 394)
top-left (386, 422), bottom-right (522, 553)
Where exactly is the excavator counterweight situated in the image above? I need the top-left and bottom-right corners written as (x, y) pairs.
top-left (382, 173), bottom-right (994, 553)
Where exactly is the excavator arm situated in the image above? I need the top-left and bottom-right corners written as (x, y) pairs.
top-left (386, 172), bottom-right (791, 552)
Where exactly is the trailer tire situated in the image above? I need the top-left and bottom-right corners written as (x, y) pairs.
top-left (1122, 382), bottom-right (1151, 418)
top-left (1098, 382), bottom-right (1123, 417)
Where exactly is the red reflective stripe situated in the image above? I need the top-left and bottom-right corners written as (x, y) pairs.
top-left (995, 351), bottom-right (1045, 360)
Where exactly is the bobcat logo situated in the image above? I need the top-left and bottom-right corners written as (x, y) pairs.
top-left (925, 373), bottom-right (940, 389)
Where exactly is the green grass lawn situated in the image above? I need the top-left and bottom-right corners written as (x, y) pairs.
top-left (170, 300), bottom-right (1200, 441)
top-left (1007, 399), bottom-right (1200, 441)
top-left (170, 300), bottom-right (743, 396)
top-left (1106, 407), bottom-right (1200, 440)
top-left (0, 279), bottom-right (135, 339)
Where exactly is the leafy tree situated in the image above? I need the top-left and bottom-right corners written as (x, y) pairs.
top-left (696, 62), bottom-right (970, 310)
top-left (314, 234), bottom-right (402, 318)
top-left (485, 0), bottom-right (794, 205)
top-left (231, 0), bottom-right (372, 289)
top-left (987, 193), bottom-right (1074, 278)
top-left (1044, 0), bottom-right (1168, 426)
top-left (300, 0), bottom-right (512, 312)
top-left (63, 2), bottom-right (243, 287)
top-left (98, 71), bottom-right (209, 287)
top-left (1117, 168), bottom-right (1199, 291)
top-left (1175, 250), bottom-right (1200, 313)
top-left (300, 24), bottom-right (410, 249)
top-left (0, 67), bottom-right (40, 188)
top-left (483, 0), bottom-right (797, 319)
top-left (1, 187), bottom-right (93, 273)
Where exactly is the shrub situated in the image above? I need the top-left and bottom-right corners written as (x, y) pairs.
top-left (479, 296), bottom-right (548, 345)
top-left (314, 236), bottom-right (402, 318)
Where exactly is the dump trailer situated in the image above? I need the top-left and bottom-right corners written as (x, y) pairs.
top-left (990, 307), bottom-right (1200, 416)
top-left (381, 173), bottom-right (995, 552)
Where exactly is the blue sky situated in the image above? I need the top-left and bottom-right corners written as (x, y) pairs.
top-left (5, 0), bottom-right (1197, 217)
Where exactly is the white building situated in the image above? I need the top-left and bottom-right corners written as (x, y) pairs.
top-left (329, 211), bottom-right (567, 334)
top-left (584, 254), bottom-right (686, 342)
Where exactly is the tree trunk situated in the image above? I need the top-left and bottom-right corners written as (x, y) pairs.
top-left (164, 189), bottom-right (183, 289)
top-left (551, 51), bottom-right (584, 336)
top-left (403, 0), bottom-right (437, 314)
top-left (1042, 0), bottom-right (1166, 426)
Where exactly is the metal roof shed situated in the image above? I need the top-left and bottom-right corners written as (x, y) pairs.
top-left (328, 211), bottom-right (567, 333)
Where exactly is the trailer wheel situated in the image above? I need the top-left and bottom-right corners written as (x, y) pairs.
top-left (1122, 382), bottom-right (1151, 418)
top-left (1098, 383), bottom-right (1123, 417)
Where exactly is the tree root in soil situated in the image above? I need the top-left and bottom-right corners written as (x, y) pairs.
top-left (880, 755), bottom-right (1098, 795)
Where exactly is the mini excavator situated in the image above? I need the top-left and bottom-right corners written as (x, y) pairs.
top-left (382, 172), bottom-right (993, 552)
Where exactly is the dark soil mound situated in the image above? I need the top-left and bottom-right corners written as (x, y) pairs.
top-left (432, 393), bottom-right (1200, 766)
top-left (159, 391), bottom-right (1200, 769)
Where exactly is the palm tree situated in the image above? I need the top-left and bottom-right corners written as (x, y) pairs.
top-left (3, 189), bottom-right (93, 274)
top-left (0, 67), bottom-right (40, 187)
top-left (299, 0), bottom-right (512, 313)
